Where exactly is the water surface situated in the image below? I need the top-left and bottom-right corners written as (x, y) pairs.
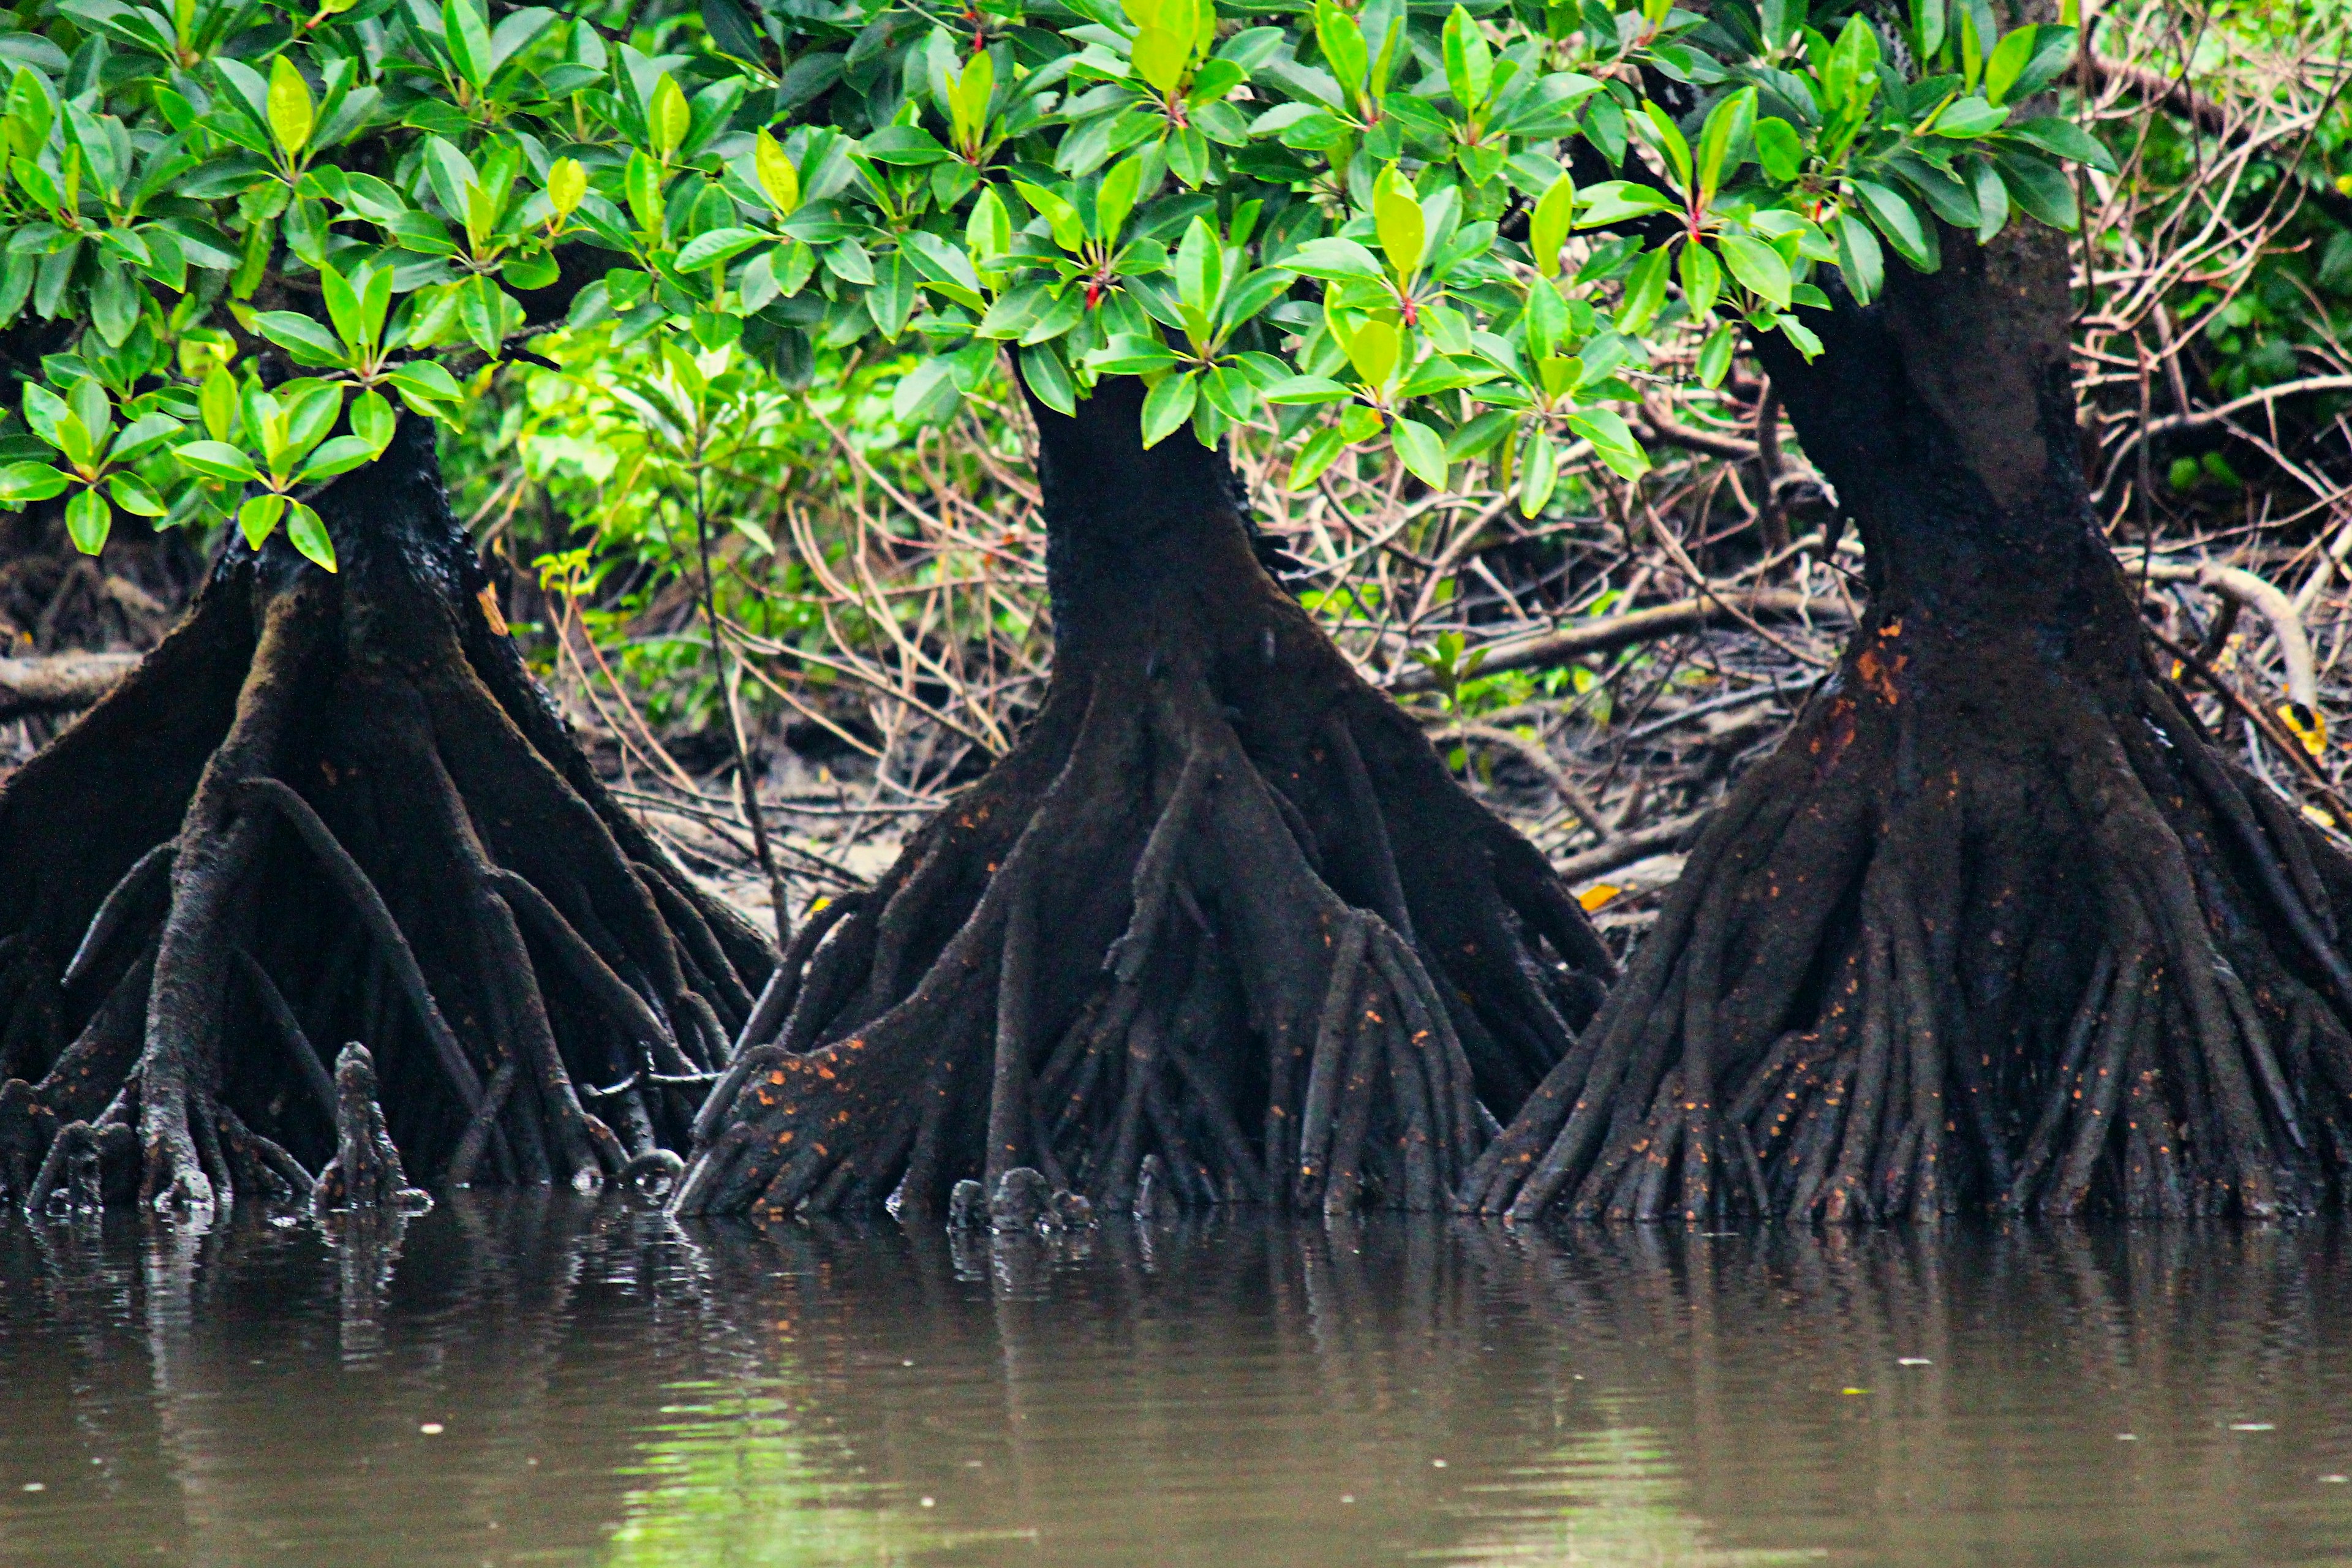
top-left (2, 1199), bottom-right (2350, 1567)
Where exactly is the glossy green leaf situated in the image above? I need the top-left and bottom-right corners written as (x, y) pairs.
top-left (1717, 233), bottom-right (1792, 309)
top-left (267, 56), bottom-right (314, 154)
top-left (1390, 416), bottom-right (1446, 488)
top-left (1140, 371), bottom-right (1199, 447)
top-left (176, 439), bottom-right (263, 481)
top-left (285, 500), bottom-right (336, 571)
top-left (0, 461), bottom-right (69, 503)
top-left (238, 491), bottom-right (286, 548)
top-left (64, 485), bottom-right (109, 552)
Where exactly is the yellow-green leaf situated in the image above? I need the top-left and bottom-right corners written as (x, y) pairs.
top-left (753, 132), bottom-right (799, 216)
top-left (649, 74), bottom-right (691, 159)
top-left (1133, 25), bottom-right (1189, 94)
top-left (268, 56), bottom-right (314, 156)
top-left (1530, 174), bottom-right (1575, 277)
top-left (1343, 317), bottom-right (1400, 388)
top-left (546, 157), bottom-right (586, 217)
top-left (1374, 167), bottom-right (1425, 279)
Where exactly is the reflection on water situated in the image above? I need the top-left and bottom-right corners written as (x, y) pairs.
top-left (3, 1202), bottom-right (2352, 1567)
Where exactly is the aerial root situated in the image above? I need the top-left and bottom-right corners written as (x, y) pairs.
top-left (313, 1044), bottom-right (428, 1216)
top-left (1478, 682), bottom-right (2352, 1223)
top-left (671, 685), bottom-right (1559, 1221)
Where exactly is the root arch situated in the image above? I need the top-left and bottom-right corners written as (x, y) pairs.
top-left (673, 382), bottom-right (1607, 1219)
top-left (0, 420), bottom-right (769, 1216)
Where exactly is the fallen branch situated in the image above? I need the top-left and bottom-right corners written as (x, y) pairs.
top-left (1387, 589), bottom-right (1845, 695)
top-left (0, 654), bottom-right (138, 722)
top-left (1556, 810), bottom-right (1709, 883)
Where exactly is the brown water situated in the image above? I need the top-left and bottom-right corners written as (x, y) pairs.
top-left (3, 1201), bottom-right (2351, 1567)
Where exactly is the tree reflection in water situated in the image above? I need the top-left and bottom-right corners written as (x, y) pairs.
top-left (2, 1205), bottom-right (2350, 1567)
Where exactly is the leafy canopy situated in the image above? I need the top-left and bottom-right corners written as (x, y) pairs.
top-left (0, 0), bottom-right (2114, 567)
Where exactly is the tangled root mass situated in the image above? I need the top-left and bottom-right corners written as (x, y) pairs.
top-left (0, 420), bottom-right (770, 1218)
top-left (673, 382), bottom-right (1610, 1221)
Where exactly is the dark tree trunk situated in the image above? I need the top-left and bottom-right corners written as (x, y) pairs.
top-left (0, 418), bottom-right (771, 1217)
top-left (671, 379), bottom-right (1610, 1220)
top-left (1473, 224), bottom-right (2352, 1222)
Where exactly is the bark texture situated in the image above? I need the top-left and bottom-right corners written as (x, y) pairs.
top-left (0, 418), bottom-right (770, 1217)
top-left (1473, 224), bottom-right (2352, 1222)
top-left (672, 380), bottom-right (1610, 1221)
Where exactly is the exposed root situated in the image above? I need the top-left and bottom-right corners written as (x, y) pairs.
top-left (313, 1044), bottom-right (429, 1215)
top-left (672, 383), bottom-right (1603, 1221)
top-left (1474, 614), bottom-right (2352, 1222)
top-left (0, 420), bottom-right (767, 1215)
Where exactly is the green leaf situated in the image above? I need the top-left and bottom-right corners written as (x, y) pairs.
top-left (891, 359), bottom-right (959, 424)
top-left (753, 131), bottom-right (800, 214)
top-left (1834, 211), bottom-right (1885, 303)
top-left (253, 310), bottom-right (350, 367)
top-left (1934, 97), bottom-right (2009, 137)
top-left (1983, 25), bottom-right (2033, 104)
top-left (1695, 86), bottom-right (1756, 204)
top-left (459, 276), bottom-right (505, 356)
top-left (1015, 181), bottom-right (1086, 251)
top-left (175, 439), bottom-right (262, 482)
top-left (1913, 0), bottom-right (1947, 58)
top-left (1096, 154), bottom-right (1146, 240)
top-left (1287, 424), bottom-right (1349, 491)
top-left (546, 156), bottom-right (587, 217)
top-left (285, 501), bottom-right (336, 571)
top-left (1517, 427), bottom-right (1556, 518)
top-left (676, 227), bottom-right (770, 271)
top-left (1995, 147), bottom-right (2078, 229)
top-left (0, 461), bottom-right (69, 503)
top-left (106, 471), bottom-right (166, 516)
top-left (20, 383), bottom-right (64, 450)
top-left (1568, 407), bottom-right (1650, 479)
top-left (1018, 342), bottom-right (1077, 416)
top-left (2008, 115), bottom-right (2117, 175)
top-left (68, 379), bottom-right (110, 454)
top-left (1696, 322), bottom-right (1738, 387)
top-left (1576, 181), bottom-right (1679, 225)
top-left (1133, 26), bottom-right (1190, 95)
top-left (1754, 118), bottom-right (1803, 184)
top-left (648, 74), bottom-right (691, 159)
top-left (268, 56), bottom-right (314, 155)
top-left (1285, 237), bottom-right (1384, 281)
top-left (350, 390), bottom-right (396, 454)
top-left (1615, 244), bottom-right (1671, 333)
top-left (64, 486), bottom-right (109, 553)
top-left (110, 414), bottom-right (181, 464)
top-left (200, 367), bottom-right (237, 442)
top-left (1530, 175), bottom-right (1576, 278)
top-left (1639, 102), bottom-right (1692, 190)
top-left (1264, 375), bottom-right (1354, 404)
top-left (238, 491), bottom-right (285, 549)
top-left (1174, 217), bottom-right (1223, 315)
top-left (1678, 242), bottom-right (1721, 318)
top-left (1850, 179), bottom-right (1939, 271)
top-left (1315, 0), bottom-right (1370, 95)
top-left (1373, 167), bottom-right (1425, 279)
top-left (296, 435), bottom-right (377, 483)
top-left (1390, 417), bottom-right (1446, 488)
top-left (1822, 15), bottom-right (1883, 111)
top-left (443, 0), bottom-right (494, 91)
top-left (1771, 311), bottom-right (1825, 360)
top-left (1717, 233), bottom-right (1792, 309)
top-left (1996, 24), bottom-right (2081, 104)
top-left (1140, 371), bottom-right (1199, 447)
top-left (1342, 317), bottom-right (1401, 387)
top-left (1971, 154), bottom-right (2010, 242)
top-left (1442, 6), bottom-right (1492, 109)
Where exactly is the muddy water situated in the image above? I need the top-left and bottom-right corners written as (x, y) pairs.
top-left (2, 1202), bottom-right (2351, 1567)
